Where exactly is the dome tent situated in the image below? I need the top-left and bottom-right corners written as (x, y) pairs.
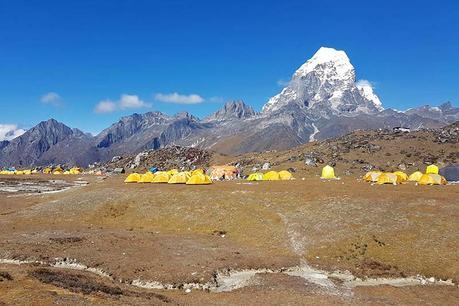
top-left (408, 171), bottom-right (423, 182)
top-left (166, 169), bottom-right (179, 176)
top-left (263, 171), bottom-right (280, 181)
top-left (168, 172), bottom-right (190, 184)
top-left (247, 173), bottom-right (263, 181)
top-left (418, 174), bottom-right (447, 185)
top-left (191, 169), bottom-right (204, 176)
top-left (139, 171), bottom-right (155, 183)
top-left (363, 171), bottom-right (382, 182)
top-left (321, 165), bottom-right (336, 179)
top-left (124, 173), bottom-right (141, 183)
top-left (152, 171), bottom-right (170, 183)
top-left (394, 171), bottom-right (408, 182)
top-left (376, 173), bottom-right (401, 185)
top-left (278, 170), bottom-right (293, 180)
top-left (439, 165), bottom-right (459, 182)
top-left (425, 164), bottom-right (439, 175)
top-left (186, 173), bottom-right (212, 185)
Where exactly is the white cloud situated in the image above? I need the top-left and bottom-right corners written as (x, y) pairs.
top-left (41, 92), bottom-right (62, 106)
top-left (0, 124), bottom-right (26, 141)
top-left (94, 100), bottom-right (117, 113)
top-left (94, 94), bottom-right (151, 114)
top-left (356, 79), bottom-right (375, 89)
top-left (119, 94), bottom-right (150, 109)
top-left (154, 92), bottom-right (204, 104)
top-left (277, 79), bottom-right (290, 87)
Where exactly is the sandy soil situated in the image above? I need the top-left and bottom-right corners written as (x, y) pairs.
top-left (0, 173), bottom-right (458, 305)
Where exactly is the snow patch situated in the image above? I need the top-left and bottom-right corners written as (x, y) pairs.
top-left (309, 123), bottom-right (320, 142)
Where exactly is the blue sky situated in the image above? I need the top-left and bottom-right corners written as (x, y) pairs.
top-left (0, 0), bottom-right (458, 136)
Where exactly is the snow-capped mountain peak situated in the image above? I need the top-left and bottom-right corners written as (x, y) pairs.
top-left (294, 47), bottom-right (354, 80)
top-left (262, 47), bottom-right (383, 115)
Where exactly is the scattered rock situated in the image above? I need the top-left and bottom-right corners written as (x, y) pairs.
top-left (0, 271), bottom-right (13, 281)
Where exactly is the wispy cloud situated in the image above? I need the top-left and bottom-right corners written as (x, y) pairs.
top-left (119, 94), bottom-right (150, 109)
top-left (41, 92), bottom-right (62, 106)
top-left (94, 100), bottom-right (117, 114)
top-left (277, 79), bottom-right (290, 87)
top-left (94, 94), bottom-right (151, 114)
top-left (356, 79), bottom-right (377, 89)
top-left (0, 124), bottom-right (26, 141)
top-left (154, 92), bottom-right (204, 104)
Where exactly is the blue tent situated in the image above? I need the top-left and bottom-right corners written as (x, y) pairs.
top-left (440, 165), bottom-right (459, 182)
top-left (149, 167), bottom-right (158, 173)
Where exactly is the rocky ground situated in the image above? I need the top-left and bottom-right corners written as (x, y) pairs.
top-left (0, 173), bottom-right (458, 305)
top-left (102, 146), bottom-right (216, 173)
top-left (232, 121), bottom-right (459, 177)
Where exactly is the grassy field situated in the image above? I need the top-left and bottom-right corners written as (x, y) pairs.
top-left (0, 174), bottom-right (458, 305)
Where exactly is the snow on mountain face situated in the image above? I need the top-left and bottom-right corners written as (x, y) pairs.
top-left (262, 47), bottom-right (383, 115)
top-left (356, 80), bottom-right (383, 111)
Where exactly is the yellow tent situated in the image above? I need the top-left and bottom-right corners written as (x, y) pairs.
top-left (69, 167), bottom-right (81, 175)
top-left (63, 171), bottom-right (71, 175)
top-left (168, 172), bottom-right (190, 184)
top-left (321, 165), bottom-right (336, 179)
top-left (191, 169), bottom-right (204, 176)
top-left (23, 170), bottom-right (32, 175)
top-left (31, 169), bottom-right (38, 174)
top-left (426, 164), bottom-right (439, 174)
top-left (166, 169), bottom-right (179, 176)
top-left (263, 171), bottom-right (280, 181)
top-left (376, 173), bottom-right (400, 185)
top-left (186, 173), bottom-right (212, 185)
top-left (15, 170), bottom-right (24, 175)
top-left (363, 171), bottom-right (382, 182)
top-left (124, 173), bottom-right (141, 183)
top-left (43, 167), bottom-right (52, 174)
top-left (408, 171), bottom-right (423, 182)
top-left (139, 172), bottom-right (155, 183)
top-left (247, 173), bottom-right (263, 181)
top-left (418, 173), bottom-right (447, 185)
top-left (278, 170), bottom-right (293, 180)
top-left (152, 171), bottom-right (170, 183)
top-left (394, 171), bottom-right (408, 182)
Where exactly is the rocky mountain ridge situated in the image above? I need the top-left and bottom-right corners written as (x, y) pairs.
top-left (1, 47), bottom-right (458, 167)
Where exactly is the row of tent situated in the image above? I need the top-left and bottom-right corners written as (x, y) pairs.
top-left (0, 167), bottom-right (82, 175)
top-left (246, 170), bottom-right (293, 181)
top-left (124, 169), bottom-right (212, 185)
top-left (363, 165), bottom-right (448, 185)
top-left (246, 166), bottom-right (337, 181)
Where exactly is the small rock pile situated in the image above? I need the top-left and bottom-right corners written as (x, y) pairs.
top-left (104, 146), bottom-right (212, 172)
top-left (433, 121), bottom-right (459, 144)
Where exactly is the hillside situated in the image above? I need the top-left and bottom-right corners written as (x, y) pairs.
top-left (231, 121), bottom-right (459, 176)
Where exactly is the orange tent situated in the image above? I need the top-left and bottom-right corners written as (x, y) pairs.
top-left (209, 165), bottom-right (238, 180)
